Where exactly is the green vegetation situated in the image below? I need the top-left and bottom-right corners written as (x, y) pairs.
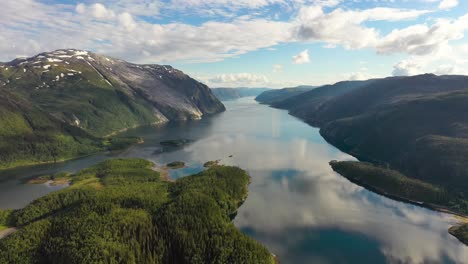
top-left (166, 161), bottom-right (185, 169)
top-left (330, 161), bottom-right (468, 215)
top-left (0, 85), bottom-right (143, 170)
top-left (27, 172), bottom-right (72, 185)
top-left (204, 160), bottom-right (220, 168)
top-left (449, 224), bottom-right (468, 245)
top-left (0, 210), bottom-right (13, 231)
top-left (331, 161), bottom-right (468, 246)
top-left (0, 159), bottom-right (274, 263)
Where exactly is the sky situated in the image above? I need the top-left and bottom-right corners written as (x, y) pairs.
top-left (1, 0), bottom-right (468, 88)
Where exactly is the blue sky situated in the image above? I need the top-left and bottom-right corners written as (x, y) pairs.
top-left (1, 0), bottom-right (467, 87)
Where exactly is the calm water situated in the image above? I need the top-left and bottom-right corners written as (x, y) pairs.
top-left (0, 97), bottom-right (467, 263)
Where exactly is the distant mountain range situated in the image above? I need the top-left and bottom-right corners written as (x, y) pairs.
top-left (211, 87), bottom-right (271, 101)
top-left (0, 49), bottom-right (224, 169)
top-left (255, 85), bottom-right (316, 104)
top-left (256, 74), bottom-right (468, 196)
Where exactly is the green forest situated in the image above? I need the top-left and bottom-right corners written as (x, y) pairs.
top-left (330, 161), bottom-right (468, 246)
top-left (0, 158), bottom-right (274, 264)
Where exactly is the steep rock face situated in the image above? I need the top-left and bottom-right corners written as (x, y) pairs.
top-left (0, 49), bottom-right (225, 137)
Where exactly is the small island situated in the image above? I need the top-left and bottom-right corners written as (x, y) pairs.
top-left (160, 139), bottom-right (192, 147)
top-left (26, 172), bottom-right (71, 186)
top-left (204, 160), bottom-right (221, 168)
top-left (330, 160), bottom-right (468, 246)
top-left (0, 158), bottom-right (275, 263)
top-left (166, 161), bottom-right (186, 169)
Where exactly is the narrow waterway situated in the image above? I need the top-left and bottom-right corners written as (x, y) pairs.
top-left (0, 97), bottom-right (466, 263)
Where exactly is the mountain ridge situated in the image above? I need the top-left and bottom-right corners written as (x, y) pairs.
top-left (211, 87), bottom-right (271, 101)
top-left (0, 49), bottom-right (225, 169)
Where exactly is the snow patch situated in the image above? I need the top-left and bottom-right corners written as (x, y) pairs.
top-left (74, 51), bottom-right (88, 56)
top-left (60, 73), bottom-right (65, 78)
top-left (43, 65), bottom-right (51, 69)
top-left (47, 58), bottom-right (63, 62)
top-left (23, 69), bottom-right (26, 72)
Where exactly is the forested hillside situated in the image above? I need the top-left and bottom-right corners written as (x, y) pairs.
top-left (260, 74), bottom-right (468, 196)
top-left (0, 159), bottom-right (274, 264)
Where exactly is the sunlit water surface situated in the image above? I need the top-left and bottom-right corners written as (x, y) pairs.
top-left (0, 97), bottom-right (467, 263)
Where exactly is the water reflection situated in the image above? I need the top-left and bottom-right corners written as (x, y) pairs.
top-left (0, 97), bottom-right (466, 263)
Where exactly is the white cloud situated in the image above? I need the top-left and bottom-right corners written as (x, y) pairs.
top-left (0, 0), bottom-right (464, 72)
top-left (347, 72), bottom-right (375, 80)
top-left (76, 3), bottom-right (116, 20)
top-left (118, 12), bottom-right (137, 31)
top-left (295, 6), bottom-right (431, 50)
top-left (76, 3), bottom-right (86, 14)
top-left (273, 64), bottom-right (284, 72)
top-left (438, 0), bottom-right (459, 9)
top-left (292, 49), bottom-right (310, 64)
top-left (392, 60), bottom-right (422, 76)
top-left (209, 73), bottom-right (269, 86)
top-left (377, 15), bottom-right (468, 56)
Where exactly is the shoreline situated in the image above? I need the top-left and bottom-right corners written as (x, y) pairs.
top-left (333, 166), bottom-right (468, 220)
top-left (151, 165), bottom-right (173, 182)
top-left (330, 161), bottom-right (468, 246)
top-left (0, 228), bottom-right (17, 240)
top-left (270, 104), bottom-right (468, 220)
top-left (0, 137), bottom-right (146, 173)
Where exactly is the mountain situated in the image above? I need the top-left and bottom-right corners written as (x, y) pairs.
top-left (272, 80), bottom-right (376, 125)
top-left (263, 74), bottom-right (468, 195)
top-left (211, 87), bottom-right (271, 101)
top-left (255, 85), bottom-right (316, 104)
top-left (0, 49), bottom-right (225, 169)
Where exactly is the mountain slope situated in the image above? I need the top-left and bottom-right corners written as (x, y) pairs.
top-left (272, 80), bottom-right (375, 125)
top-left (264, 74), bottom-right (468, 195)
top-left (212, 87), bottom-right (271, 101)
top-left (0, 49), bottom-right (225, 169)
top-left (321, 88), bottom-right (468, 193)
top-left (0, 89), bottom-right (103, 169)
top-left (255, 86), bottom-right (315, 104)
top-left (1, 49), bottom-right (224, 137)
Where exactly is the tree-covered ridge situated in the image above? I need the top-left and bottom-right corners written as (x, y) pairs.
top-left (0, 159), bottom-right (274, 264)
top-left (330, 161), bottom-right (468, 246)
